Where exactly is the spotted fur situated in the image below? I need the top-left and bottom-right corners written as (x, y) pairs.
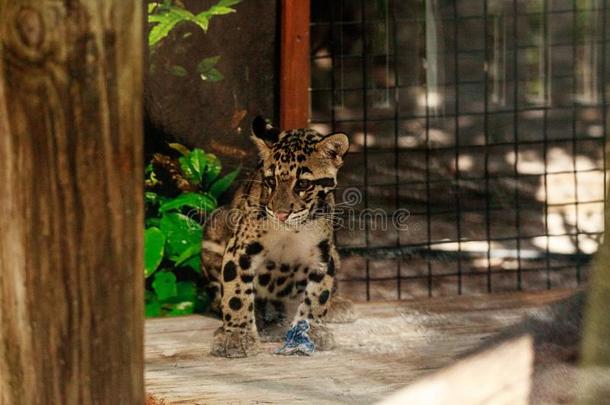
top-left (203, 117), bottom-right (355, 357)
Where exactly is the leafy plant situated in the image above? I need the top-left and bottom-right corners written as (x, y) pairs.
top-left (144, 0), bottom-right (241, 317)
top-left (144, 144), bottom-right (239, 317)
top-left (147, 0), bottom-right (241, 81)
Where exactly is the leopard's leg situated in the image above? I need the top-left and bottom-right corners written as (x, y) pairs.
top-left (289, 241), bottom-right (337, 351)
top-left (201, 207), bottom-right (232, 315)
top-left (211, 236), bottom-right (266, 358)
top-left (324, 246), bottom-right (357, 323)
top-left (201, 242), bottom-right (224, 315)
top-left (256, 299), bottom-right (289, 342)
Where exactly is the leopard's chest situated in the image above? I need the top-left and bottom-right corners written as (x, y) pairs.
top-left (253, 225), bottom-right (327, 300)
top-left (260, 226), bottom-right (322, 266)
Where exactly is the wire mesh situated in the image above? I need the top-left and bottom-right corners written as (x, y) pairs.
top-left (309, 0), bottom-right (608, 300)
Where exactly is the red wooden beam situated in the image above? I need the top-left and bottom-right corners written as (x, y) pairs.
top-left (280, 0), bottom-right (310, 130)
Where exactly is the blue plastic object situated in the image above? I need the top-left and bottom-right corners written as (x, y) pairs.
top-left (275, 320), bottom-right (315, 355)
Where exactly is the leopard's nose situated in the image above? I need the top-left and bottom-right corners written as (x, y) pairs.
top-left (275, 211), bottom-right (290, 222)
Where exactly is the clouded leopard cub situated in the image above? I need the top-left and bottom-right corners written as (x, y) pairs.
top-left (202, 116), bottom-right (355, 357)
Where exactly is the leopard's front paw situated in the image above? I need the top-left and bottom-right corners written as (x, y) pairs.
top-left (308, 322), bottom-right (335, 351)
top-left (211, 327), bottom-right (260, 358)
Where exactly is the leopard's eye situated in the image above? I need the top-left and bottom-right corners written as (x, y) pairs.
top-left (264, 176), bottom-right (276, 189)
top-left (295, 179), bottom-right (312, 192)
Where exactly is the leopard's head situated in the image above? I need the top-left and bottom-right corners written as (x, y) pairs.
top-left (250, 116), bottom-right (349, 225)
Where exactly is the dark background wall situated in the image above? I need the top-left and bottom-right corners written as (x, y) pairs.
top-left (145, 0), bottom-right (279, 172)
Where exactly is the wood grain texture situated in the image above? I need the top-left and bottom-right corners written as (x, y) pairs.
top-left (379, 335), bottom-right (533, 405)
top-left (579, 143), bottom-right (610, 403)
top-left (145, 290), bottom-right (573, 404)
top-left (0, 1), bottom-right (144, 404)
top-left (280, 0), bottom-right (310, 130)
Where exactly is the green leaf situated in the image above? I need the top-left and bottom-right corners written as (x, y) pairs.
top-left (145, 168), bottom-right (159, 187)
top-left (152, 271), bottom-right (177, 301)
top-left (149, 10), bottom-right (184, 46)
top-left (159, 213), bottom-right (202, 259)
top-left (182, 254), bottom-right (201, 272)
top-left (201, 68), bottom-right (224, 82)
top-left (159, 192), bottom-right (216, 214)
top-left (148, 282), bottom-right (198, 317)
top-left (198, 0), bottom-right (241, 22)
top-left (217, 0), bottom-right (243, 6)
top-left (187, 149), bottom-right (208, 178)
top-left (185, 149), bottom-right (222, 184)
top-left (168, 142), bottom-right (191, 157)
top-left (146, 217), bottom-right (161, 228)
top-left (209, 154), bottom-right (223, 182)
top-left (144, 227), bottom-right (166, 277)
top-left (159, 282), bottom-right (197, 316)
top-left (207, 6), bottom-right (237, 15)
top-left (146, 301), bottom-right (161, 317)
top-left (209, 167), bottom-right (240, 198)
top-left (192, 14), bottom-right (210, 31)
top-left (169, 281), bottom-right (197, 302)
top-left (200, 152), bottom-right (221, 183)
top-left (196, 56), bottom-right (220, 74)
top-left (148, 14), bottom-right (165, 23)
top-left (148, 6), bottom-right (200, 47)
top-left (172, 243), bottom-right (202, 270)
top-left (166, 301), bottom-right (195, 316)
top-left (145, 191), bottom-right (158, 205)
top-left (170, 6), bottom-right (200, 21)
top-left (147, 0), bottom-right (236, 47)
top-left (178, 149), bottom-right (224, 184)
top-left (144, 293), bottom-right (161, 318)
top-left (145, 191), bottom-right (167, 207)
top-left (169, 65), bottom-right (188, 77)
top-left (178, 156), bottom-right (197, 182)
top-left (145, 291), bottom-right (161, 317)
top-left (145, 191), bottom-right (166, 220)
top-left (197, 56), bottom-right (224, 82)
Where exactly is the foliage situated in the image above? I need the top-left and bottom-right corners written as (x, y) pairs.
top-left (145, 0), bottom-right (241, 317)
top-left (144, 144), bottom-right (239, 317)
top-left (147, 0), bottom-right (241, 81)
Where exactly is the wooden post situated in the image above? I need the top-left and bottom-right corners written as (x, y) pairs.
top-left (0, 1), bottom-right (144, 404)
top-left (579, 147), bottom-right (610, 402)
top-left (280, 0), bottom-right (310, 130)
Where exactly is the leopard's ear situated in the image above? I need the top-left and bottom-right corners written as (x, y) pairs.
top-left (316, 132), bottom-right (349, 167)
top-left (250, 116), bottom-right (280, 159)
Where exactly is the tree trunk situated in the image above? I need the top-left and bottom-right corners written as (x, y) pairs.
top-left (0, 1), bottom-right (144, 404)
